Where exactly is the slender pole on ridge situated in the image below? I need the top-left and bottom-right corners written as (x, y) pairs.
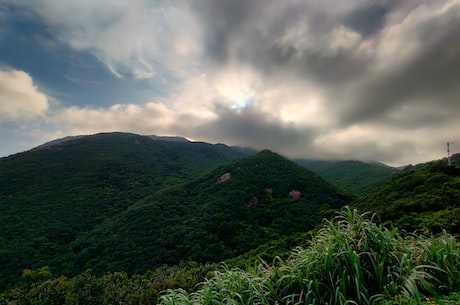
top-left (447, 141), bottom-right (451, 166)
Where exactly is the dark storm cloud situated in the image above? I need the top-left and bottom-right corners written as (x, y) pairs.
top-left (341, 6), bottom-right (460, 126)
top-left (268, 43), bottom-right (370, 85)
top-left (190, 0), bottom-right (267, 64)
top-left (178, 104), bottom-right (316, 156)
top-left (192, 0), bottom-right (374, 85)
top-left (343, 1), bottom-right (395, 37)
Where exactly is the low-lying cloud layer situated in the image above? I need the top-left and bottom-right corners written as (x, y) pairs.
top-left (1, 0), bottom-right (459, 165)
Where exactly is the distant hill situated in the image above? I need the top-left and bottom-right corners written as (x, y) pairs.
top-left (353, 160), bottom-right (460, 234)
top-left (70, 150), bottom-right (352, 275)
top-left (0, 132), bottom-right (247, 290)
top-left (295, 159), bottom-right (399, 196)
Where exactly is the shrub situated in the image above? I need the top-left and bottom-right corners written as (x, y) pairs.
top-left (159, 207), bottom-right (460, 305)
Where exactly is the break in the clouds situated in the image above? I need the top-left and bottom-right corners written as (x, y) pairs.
top-left (0, 0), bottom-right (459, 166)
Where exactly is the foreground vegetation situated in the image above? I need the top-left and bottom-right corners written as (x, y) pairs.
top-left (354, 160), bottom-right (460, 234)
top-left (2, 208), bottom-right (458, 305)
top-left (160, 208), bottom-right (459, 305)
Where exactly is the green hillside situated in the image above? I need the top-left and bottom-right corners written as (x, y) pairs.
top-left (296, 159), bottom-right (399, 196)
top-left (2, 208), bottom-right (459, 305)
top-left (0, 134), bottom-right (351, 291)
top-left (70, 150), bottom-right (352, 275)
top-left (1, 133), bottom-right (460, 304)
top-left (0, 132), bottom-right (246, 290)
top-left (353, 160), bottom-right (460, 234)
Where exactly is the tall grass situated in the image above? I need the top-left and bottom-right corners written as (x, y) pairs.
top-left (420, 231), bottom-right (460, 293)
top-left (159, 207), bottom-right (460, 305)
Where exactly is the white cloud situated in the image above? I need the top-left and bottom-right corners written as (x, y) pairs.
top-left (13, 0), bottom-right (203, 79)
top-left (1, 0), bottom-right (460, 166)
top-left (55, 102), bottom-right (177, 135)
top-left (0, 69), bottom-right (49, 120)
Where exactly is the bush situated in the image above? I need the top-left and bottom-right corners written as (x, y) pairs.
top-left (160, 207), bottom-right (460, 305)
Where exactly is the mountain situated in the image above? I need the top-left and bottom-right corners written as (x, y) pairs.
top-left (0, 134), bottom-right (352, 290)
top-left (295, 159), bottom-right (399, 196)
top-left (2, 133), bottom-right (459, 304)
top-left (69, 150), bottom-right (352, 276)
top-left (352, 160), bottom-right (460, 234)
top-left (0, 132), bottom-right (247, 290)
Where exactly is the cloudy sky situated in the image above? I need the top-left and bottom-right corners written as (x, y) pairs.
top-left (1, 0), bottom-right (459, 165)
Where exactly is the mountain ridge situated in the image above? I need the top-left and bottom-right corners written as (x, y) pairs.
top-left (0, 132), bottom-right (351, 290)
top-left (29, 132), bottom-right (399, 196)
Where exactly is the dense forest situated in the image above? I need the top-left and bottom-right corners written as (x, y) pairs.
top-left (295, 159), bottom-right (398, 196)
top-left (1, 132), bottom-right (459, 304)
top-left (0, 133), bottom-right (248, 290)
top-left (354, 160), bottom-right (460, 233)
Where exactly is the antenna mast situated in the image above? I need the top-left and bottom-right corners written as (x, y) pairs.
top-left (447, 141), bottom-right (451, 166)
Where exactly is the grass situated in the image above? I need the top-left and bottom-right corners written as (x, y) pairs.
top-left (380, 292), bottom-right (460, 305)
top-left (159, 207), bottom-right (460, 305)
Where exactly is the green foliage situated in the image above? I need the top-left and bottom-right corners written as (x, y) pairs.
top-left (353, 161), bottom-right (460, 234)
top-left (2, 209), bottom-right (459, 304)
top-left (0, 262), bottom-right (216, 305)
top-left (0, 133), bottom-right (245, 290)
top-left (159, 207), bottom-right (460, 305)
top-left (21, 267), bottom-right (52, 286)
top-left (70, 149), bottom-right (351, 276)
top-left (0, 134), bottom-right (350, 291)
top-left (4, 133), bottom-right (459, 304)
top-left (296, 159), bottom-right (399, 196)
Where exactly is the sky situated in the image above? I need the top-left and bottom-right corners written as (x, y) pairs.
top-left (0, 0), bottom-right (459, 166)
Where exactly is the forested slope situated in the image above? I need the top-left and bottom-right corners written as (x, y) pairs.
top-left (296, 159), bottom-right (398, 196)
top-left (0, 132), bottom-right (246, 290)
top-left (70, 150), bottom-right (352, 275)
top-left (353, 161), bottom-right (460, 234)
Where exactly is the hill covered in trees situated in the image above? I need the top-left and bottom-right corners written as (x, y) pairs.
top-left (69, 149), bottom-right (351, 276)
top-left (296, 159), bottom-right (399, 196)
top-left (0, 133), bottom-right (350, 291)
top-left (1, 132), bottom-right (459, 305)
top-left (353, 160), bottom-right (460, 234)
top-left (0, 132), bottom-right (247, 290)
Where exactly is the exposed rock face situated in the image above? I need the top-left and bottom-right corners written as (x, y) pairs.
top-left (288, 190), bottom-right (302, 201)
top-left (247, 197), bottom-right (258, 206)
top-left (265, 188), bottom-right (273, 198)
top-left (216, 172), bottom-right (231, 184)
